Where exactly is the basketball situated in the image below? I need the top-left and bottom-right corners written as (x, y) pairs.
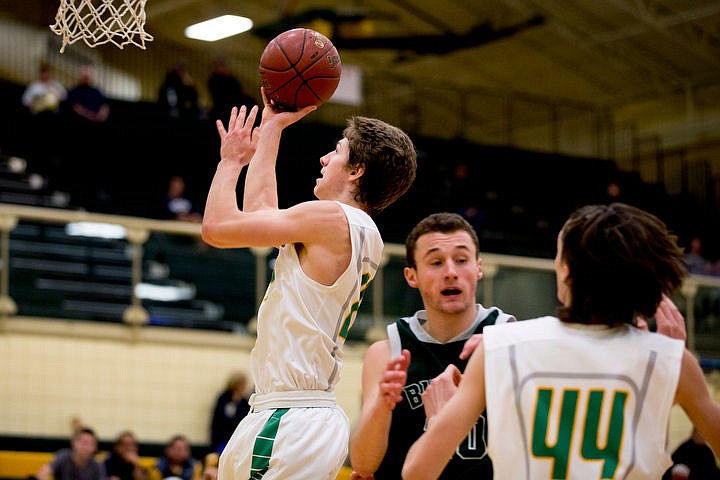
top-left (258, 28), bottom-right (342, 111)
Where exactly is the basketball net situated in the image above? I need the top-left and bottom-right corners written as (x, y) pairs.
top-left (50, 0), bottom-right (154, 53)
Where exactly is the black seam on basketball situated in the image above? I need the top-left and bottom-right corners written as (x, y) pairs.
top-left (262, 32), bottom-right (308, 96)
top-left (278, 49), bottom-right (339, 100)
top-left (261, 29), bottom-right (341, 106)
top-left (259, 33), bottom-right (305, 73)
top-left (294, 82), bottom-right (323, 106)
top-left (276, 32), bottom-right (304, 69)
top-left (296, 47), bottom-right (338, 78)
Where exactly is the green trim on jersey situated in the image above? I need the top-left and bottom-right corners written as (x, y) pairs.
top-left (250, 408), bottom-right (289, 479)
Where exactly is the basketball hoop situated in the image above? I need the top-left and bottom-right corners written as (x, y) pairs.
top-left (50, 0), bottom-right (154, 53)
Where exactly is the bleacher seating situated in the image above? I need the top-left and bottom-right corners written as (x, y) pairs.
top-left (0, 155), bottom-right (70, 208)
top-left (1, 77), bottom-right (695, 250)
top-left (1, 76), bottom-right (717, 332)
top-left (6, 220), bottom-right (253, 330)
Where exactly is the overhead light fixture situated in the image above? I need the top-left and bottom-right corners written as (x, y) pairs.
top-left (185, 15), bottom-right (254, 42)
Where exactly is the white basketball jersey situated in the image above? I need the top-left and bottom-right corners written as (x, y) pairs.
top-left (251, 202), bottom-right (383, 395)
top-left (483, 316), bottom-right (684, 480)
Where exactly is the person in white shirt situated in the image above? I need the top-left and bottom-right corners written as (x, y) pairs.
top-left (22, 62), bottom-right (67, 115)
top-left (202, 88), bottom-right (417, 479)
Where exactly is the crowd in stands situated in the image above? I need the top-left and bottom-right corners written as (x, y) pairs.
top-left (685, 235), bottom-right (720, 277)
top-left (30, 370), bottom-right (251, 480)
top-left (10, 58), bottom-right (256, 219)
top-left (2, 58), bottom-right (718, 258)
top-left (104, 431), bottom-right (146, 480)
top-left (35, 427), bottom-right (105, 480)
top-left (683, 233), bottom-right (720, 333)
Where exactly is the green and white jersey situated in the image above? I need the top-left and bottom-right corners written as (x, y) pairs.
top-left (251, 202), bottom-right (382, 397)
top-left (484, 316), bottom-right (684, 480)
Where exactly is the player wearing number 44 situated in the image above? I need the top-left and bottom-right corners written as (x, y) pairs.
top-left (202, 89), bottom-right (416, 479)
top-left (403, 203), bottom-right (720, 480)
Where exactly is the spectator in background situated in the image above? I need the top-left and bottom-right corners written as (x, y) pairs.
top-left (104, 431), bottom-right (147, 480)
top-left (63, 64), bottom-right (111, 210)
top-left (438, 160), bottom-right (471, 211)
top-left (66, 64), bottom-right (110, 123)
top-left (163, 175), bottom-right (202, 222)
top-left (146, 175), bottom-right (206, 255)
top-left (36, 427), bottom-right (107, 480)
top-left (663, 428), bottom-right (720, 479)
top-left (207, 57), bottom-right (256, 122)
top-left (148, 435), bottom-right (200, 480)
top-left (210, 371), bottom-right (251, 454)
top-left (21, 61), bottom-right (67, 177)
top-left (200, 453), bottom-right (219, 480)
top-left (605, 179), bottom-right (623, 201)
top-left (22, 61), bottom-right (66, 116)
top-left (448, 161), bottom-right (489, 233)
top-left (158, 62), bottom-right (200, 120)
top-left (684, 234), bottom-right (720, 332)
top-left (685, 235), bottom-right (710, 275)
top-left (706, 237), bottom-right (720, 276)
top-left (598, 176), bottom-right (630, 206)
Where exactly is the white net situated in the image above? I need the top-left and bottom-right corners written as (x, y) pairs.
top-left (50, 0), bottom-right (154, 53)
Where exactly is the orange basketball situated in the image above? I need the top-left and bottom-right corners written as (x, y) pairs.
top-left (258, 28), bottom-right (342, 111)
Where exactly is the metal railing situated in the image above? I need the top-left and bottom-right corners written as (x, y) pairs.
top-left (1, 203), bottom-right (718, 358)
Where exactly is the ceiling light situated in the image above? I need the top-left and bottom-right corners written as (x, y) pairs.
top-left (184, 15), bottom-right (254, 42)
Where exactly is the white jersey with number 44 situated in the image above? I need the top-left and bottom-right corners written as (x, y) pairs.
top-left (484, 316), bottom-right (684, 480)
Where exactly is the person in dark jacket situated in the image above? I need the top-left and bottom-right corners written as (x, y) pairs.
top-left (210, 371), bottom-right (250, 454)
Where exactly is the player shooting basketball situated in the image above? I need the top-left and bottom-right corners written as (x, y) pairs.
top-left (201, 89), bottom-right (416, 479)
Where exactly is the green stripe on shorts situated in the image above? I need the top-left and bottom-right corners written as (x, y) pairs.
top-left (249, 408), bottom-right (289, 479)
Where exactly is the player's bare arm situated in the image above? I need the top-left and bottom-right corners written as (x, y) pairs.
top-left (203, 197), bottom-right (345, 249)
top-left (350, 341), bottom-right (410, 477)
top-left (674, 348), bottom-right (720, 457)
top-left (421, 364), bottom-right (462, 419)
top-left (243, 87), bottom-right (316, 212)
top-left (654, 294), bottom-right (687, 340)
top-left (203, 105), bottom-right (258, 242)
top-left (459, 333), bottom-right (483, 360)
top-left (402, 340), bottom-right (487, 480)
